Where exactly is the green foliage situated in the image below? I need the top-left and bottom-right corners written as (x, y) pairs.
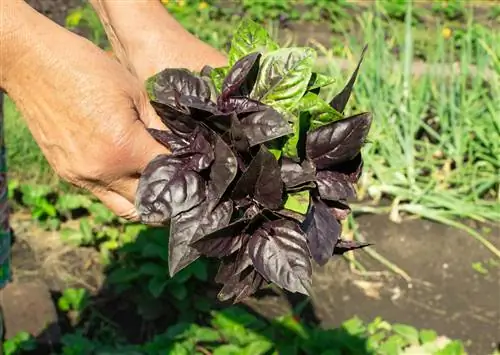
top-left (431, 0), bottom-right (466, 21)
top-left (2, 332), bottom-right (36, 355)
top-left (5, 310), bottom-right (470, 355)
top-left (66, 5), bottom-right (108, 49)
top-left (106, 226), bottom-right (214, 321)
top-left (241, 0), bottom-right (299, 23)
top-left (58, 288), bottom-right (90, 317)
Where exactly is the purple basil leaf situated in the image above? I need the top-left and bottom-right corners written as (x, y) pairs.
top-left (232, 146), bottom-right (283, 209)
top-left (209, 132), bottom-right (239, 201)
top-left (192, 217), bottom-right (249, 245)
top-left (221, 52), bottom-right (261, 100)
top-left (215, 247), bottom-right (253, 285)
top-left (281, 157), bottom-right (316, 189)
top-left (168, 204), bottom-right (204, 276)
top-left (306, 112), bottom-right (372, 169)
top-left (170, 195), bottom-right (234, 276)
top-left (201, 65), bottom-right (214, 77)
top-left (152, 68), bottom-right (211, 103)
top-left (333, 239), bottom-right (371, 255)
top-left (286, 182), bottom-right (316, 193)
top-left (240, 107), bottom-right (293, 146)
top-left (248, 219), bottom-right (312, 294)
top-left (195, 197), bottom-right (234, 237)
top-left (179, 95), bottom-right (220, 118)
top-left (316, 170), bottom-right (356, 201)
top-left (274, 209), bottom-right (307, 223)
top-left (136, 155), bottom-right (206, 224)
top-left (192, 232), bottom-right (244, 258)
top-left (217, 267), bottom-right (265, 303)
top-left (329, 45), bottom-right (367, 113)
top-left (150, 101), bottom-right (196, 138)
top-left (302, 199), bottom-right (341, 266)
top-left (147, 128), bottom-right (190, 152)
top-left (223, 97), bottom-right (265, 114)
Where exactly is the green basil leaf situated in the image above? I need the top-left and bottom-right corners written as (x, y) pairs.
top-left (228, 19), bottom-right (279, 66)
top-left (251, 48), bottom-right (315, 110)
top-left (283, 190), bottom-right (310, 215)
top-left (210, 67), bottom-right (229, 93)
top-left (308, 72), bottom-right (336, 92)
top-left (293, 92), bottom-right (343, 129)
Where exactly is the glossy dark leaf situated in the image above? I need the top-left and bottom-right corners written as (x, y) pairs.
top-left (179, 95), bottom-right (220, 119)
top-left (316, 170), bottom-right (356, 201)
top-left (150, 101), bottom-right (196, 138)
top-left (147, 128), bottom-right (189, 152)
top-left (329, 45), bottom-right (367, 113)
top-left (302, 199), bottom-right (341, 266)
top-left (232, 146), bottom-right (283, 209)
top-left (192, 217), bottom-right (249, 247)
top-left (136, 155), bottom-right (207, 225)
top-left (221, 97), bottom-right (265, 114)
top-left (151, 68), bottom-right (211, 103)
top-left (193, 198), bottom-right (234, 240)
top-left (171, 196), bottom-right (234, 276)
top-left (215, 247), bottom-right (253, 285)
top-left (209, 132), bottom-right (239, 201)
top-left (168, 204), bottom-right (205, 276)
top-left (248, 219), bottom-right (312, 294)
top-left (192, 232), bottom-right (243, 258)
top-left (281, 158), bottom-right (316, 189)
top-left (240, 107), bottom-right (293, 146)
top-left (274, 209), bottom-right (307, 223)
top-left (306, 112), bottom-right (372, 169)
top-left (217, 266), bottom-right (265, 303)
top-left (221, 52), bottom-right (261, 100)
top-left (333, 239), bottom-right (371, 255)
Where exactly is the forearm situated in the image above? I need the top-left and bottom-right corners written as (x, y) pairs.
top-left (89, 0), bottom-right (227, 81)
top-left (0, 0), bottom-right (34, 89)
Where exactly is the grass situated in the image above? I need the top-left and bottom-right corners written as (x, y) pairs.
top-left (3, 96), bottom-right (56, 184)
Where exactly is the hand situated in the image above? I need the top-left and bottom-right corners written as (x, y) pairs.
top-left (89, 0), bottom-right (228, 82)
top-left (1, 0), bottom-right (169, 220)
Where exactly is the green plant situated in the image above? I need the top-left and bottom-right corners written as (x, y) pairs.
top-left (58, 288), bottom-right (90, 320)
top-left (241, 0), bottom-right (300, 24)
top-left (66, 5), bottom-right (108, 49)
top-left (3, 332), bottom-right (37, 355)
top-left (431, 0), bottom-right (466, 21)
top-left (106, 227), bottom-right (214, 321)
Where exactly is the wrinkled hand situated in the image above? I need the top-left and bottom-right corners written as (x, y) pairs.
top-left (1, 1), bottom-right (169, 220)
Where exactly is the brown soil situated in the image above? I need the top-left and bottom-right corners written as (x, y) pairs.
top-left (7, 212), bottom-right (500, 355)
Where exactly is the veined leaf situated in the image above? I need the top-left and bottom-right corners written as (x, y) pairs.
top-left (283, 190), bottom-right (310, 215)
top-left (251, 48), bottom-right (315, 110)
top-left (307, 72), bottom-right (336, 92)
top-left (293, 92), bottom-right (343, 128)
top-left (228, 19), bottom-right (280, 66)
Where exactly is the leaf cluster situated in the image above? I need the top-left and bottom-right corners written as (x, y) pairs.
top-left (136, 19), bottom-right (373, 302)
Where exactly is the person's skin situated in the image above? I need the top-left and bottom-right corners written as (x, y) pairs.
top-left (88, 0), bottom-right (227, 82)
top-left (0, 0), bottom-right (226, 221)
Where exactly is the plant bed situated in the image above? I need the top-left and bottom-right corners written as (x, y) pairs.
top-left (6, 211), bottom-right (499, 354)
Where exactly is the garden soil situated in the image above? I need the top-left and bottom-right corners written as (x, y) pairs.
top-left (8, 212), bottom-right (500, 355)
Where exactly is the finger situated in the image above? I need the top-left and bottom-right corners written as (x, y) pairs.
top-left (135, 89), bottom-right (167, 131)
top-left (92, 188), bottom-right (140, 222)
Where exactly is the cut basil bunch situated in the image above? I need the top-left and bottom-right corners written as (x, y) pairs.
top-left (136, 19), bottom-right (373, 303)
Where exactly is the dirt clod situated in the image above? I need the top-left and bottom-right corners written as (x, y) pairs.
top-left (0, 280), bottom-right (60, 345)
